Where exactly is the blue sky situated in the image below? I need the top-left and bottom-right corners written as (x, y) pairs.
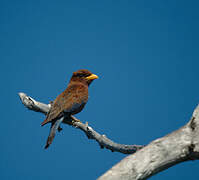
top-left (1, 0), bottom-right (199, 179)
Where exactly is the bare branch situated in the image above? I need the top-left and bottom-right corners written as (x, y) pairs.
top-left (19, 92), bottom-right (199, 179)
top-left (98, 104), bottom-right (199, 180)
top-left (19, 92), bottom-right (50, 114)
top-left (18, 92), bottom-right (144, 154)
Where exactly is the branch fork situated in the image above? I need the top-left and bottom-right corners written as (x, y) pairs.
top-left (19, 92), bottom-right (199, 179)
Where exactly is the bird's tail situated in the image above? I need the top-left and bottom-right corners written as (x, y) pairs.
top-left (44, 117), bottom-right (64, 149)
top-left (45, 134), bottom-right (55, 149)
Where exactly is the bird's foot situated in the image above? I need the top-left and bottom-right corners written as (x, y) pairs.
top-left (49, 101), bottom-right (54, 105)
top-left (58, 126), bottom-right (63, 132)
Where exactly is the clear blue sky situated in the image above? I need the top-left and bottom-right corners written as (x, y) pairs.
top-left (1, 0), bottom-right (199, 179)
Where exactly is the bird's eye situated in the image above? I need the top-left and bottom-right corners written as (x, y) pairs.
top-left (78, 74), bottom-right (84, 77)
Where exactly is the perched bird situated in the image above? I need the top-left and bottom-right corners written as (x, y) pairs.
top-left (41, 69), bottom-right (98, 149)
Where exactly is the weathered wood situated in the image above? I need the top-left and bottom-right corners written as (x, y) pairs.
top-left (18, 92), bottom-right (144, 154)
top-left (98, 105), bottom-right (199, 180)
top-left (19, 92), bottom-right (199, 180)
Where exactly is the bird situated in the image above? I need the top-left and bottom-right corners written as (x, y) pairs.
top-left (41, 69), bottom-right (98, 149)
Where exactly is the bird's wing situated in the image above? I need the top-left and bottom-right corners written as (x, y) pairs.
top-left (41, 97), bottom-right (63, 126)
top-left (41, 83), bottom-right (88, 126)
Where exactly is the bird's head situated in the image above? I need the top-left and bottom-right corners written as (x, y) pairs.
top-left (70, 69), bottom-right (98, 86)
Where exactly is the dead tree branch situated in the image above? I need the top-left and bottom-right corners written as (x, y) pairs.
top-left (18, 92), bottom-right (144, 154)
top-left (98, 104), bottom-right (199, 180)
top-left (19, 92), bottom-right (199, 179)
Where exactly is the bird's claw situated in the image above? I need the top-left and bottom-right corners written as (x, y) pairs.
top-left (58, 126), bottom-right (63, 132)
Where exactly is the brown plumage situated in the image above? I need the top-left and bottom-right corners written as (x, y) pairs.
top-left (41, 69), bottom-right (98, 149)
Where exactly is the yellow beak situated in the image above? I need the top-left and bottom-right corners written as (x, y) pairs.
top-left (86, 74), bottom-right (99, 80)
